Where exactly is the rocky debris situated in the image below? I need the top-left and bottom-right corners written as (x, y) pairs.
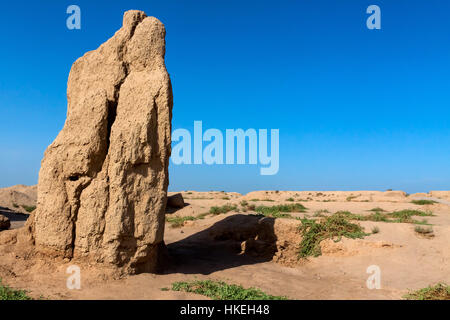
top-left (167, 193), bottom-right (185, 208)
top-left (31, 10), bottom-right (173, 274)
top-left (0, 214), bottom-right (11, 231)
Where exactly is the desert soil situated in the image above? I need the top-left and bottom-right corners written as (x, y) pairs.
top-left (0, 186), bottom-right (449, 300)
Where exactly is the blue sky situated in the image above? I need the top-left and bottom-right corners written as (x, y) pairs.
top-left (0, 0), bottom-right (449, 194)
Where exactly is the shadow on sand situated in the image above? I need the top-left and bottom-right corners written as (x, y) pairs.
top-left (165, 214), bottom-right (277, 275)
top-left (0, 206), bottom-right (29, 226)
top-left (165, 202), bottom-right (190, 214)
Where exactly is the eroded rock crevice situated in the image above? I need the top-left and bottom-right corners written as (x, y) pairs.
top-left (106, 99), bottom-right (118, 154)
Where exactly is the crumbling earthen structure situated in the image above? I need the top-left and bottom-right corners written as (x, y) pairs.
top-left (33, 10), bottom-right (172, 273)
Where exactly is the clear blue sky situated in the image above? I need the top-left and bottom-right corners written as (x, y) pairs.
top-left (0, 0), bottom-right (449, 194)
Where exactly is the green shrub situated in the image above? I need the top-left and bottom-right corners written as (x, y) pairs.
top-left (389, 209), bottom-right (433, 224)
top-left (0, 279), bottom-right (31, 300)
top-left (313, 209), bottom-right (329, 217)
top-left (297, 213), bottom-right (369, 258)
top-left (240, 200), bottom-right (248, 207)
top-left (209, 204), bottom-right (237, 215)
top-left (414, 226), bottom-right (433, 234)
top-left (166, 216), bottom-right (196, 228)
top-left (366, 212), bottom-right (390, 222)
top-left (411, 200), bottom-right (437, 205)
top-left (255, 203), bottom-right (307, 218)
top-left (403, 283), bottom-right (450, 300)
top-left (333, 209), bottom-right (433, 225)
top-left (22, 205), bottom-right (36, 213)
top-left (171, 280), bottom-right (287, 300)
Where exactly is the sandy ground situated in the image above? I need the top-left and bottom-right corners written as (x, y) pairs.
top-left (0, 186), bottom-right (449, 300)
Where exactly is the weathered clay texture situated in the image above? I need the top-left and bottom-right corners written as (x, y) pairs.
top-left (33, 10), bottom-right (172, 273)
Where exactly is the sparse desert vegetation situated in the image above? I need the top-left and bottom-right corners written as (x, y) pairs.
top-left (371, 226), bottom-right (380, 234)
top-left (403, 283), bottom-right (450, 300)
top-left (209, 204), bottom-right (237, 215)
top-left (171, 280), bottom-right (287, 300)
top-left (166, 216), bottom-right (197, 228)
top-left (255, 203), bottom-right (307, 217)
top-left (22, 205), bottom-right (36, 213)
top-left (1, 187), bottom-right (449, 300)
top-left (240, 200), bottom-right (248, 207)
top-left (313, 209), bottom-right (329, 217)
top-left (411, 200), bottom-right (437, 205)
top-left (334, 209), bottom-right (433, 225)
top-left (0, 279), bottom-right (31, 300)
top-left (414, 225), bottom-right (434, 238)
top-left (298, 212), bottom-right (369, 258)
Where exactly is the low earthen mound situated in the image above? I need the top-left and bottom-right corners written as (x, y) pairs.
top-left (167, 193), bottom-right (185, 208)
top-left (207, 214), bottom-right (303, 266)
top-left (0, 185), bottom-right (37, 214)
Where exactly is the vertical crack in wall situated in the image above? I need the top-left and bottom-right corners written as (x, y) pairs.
top-left (106, 99), bottom-right (118, 153)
